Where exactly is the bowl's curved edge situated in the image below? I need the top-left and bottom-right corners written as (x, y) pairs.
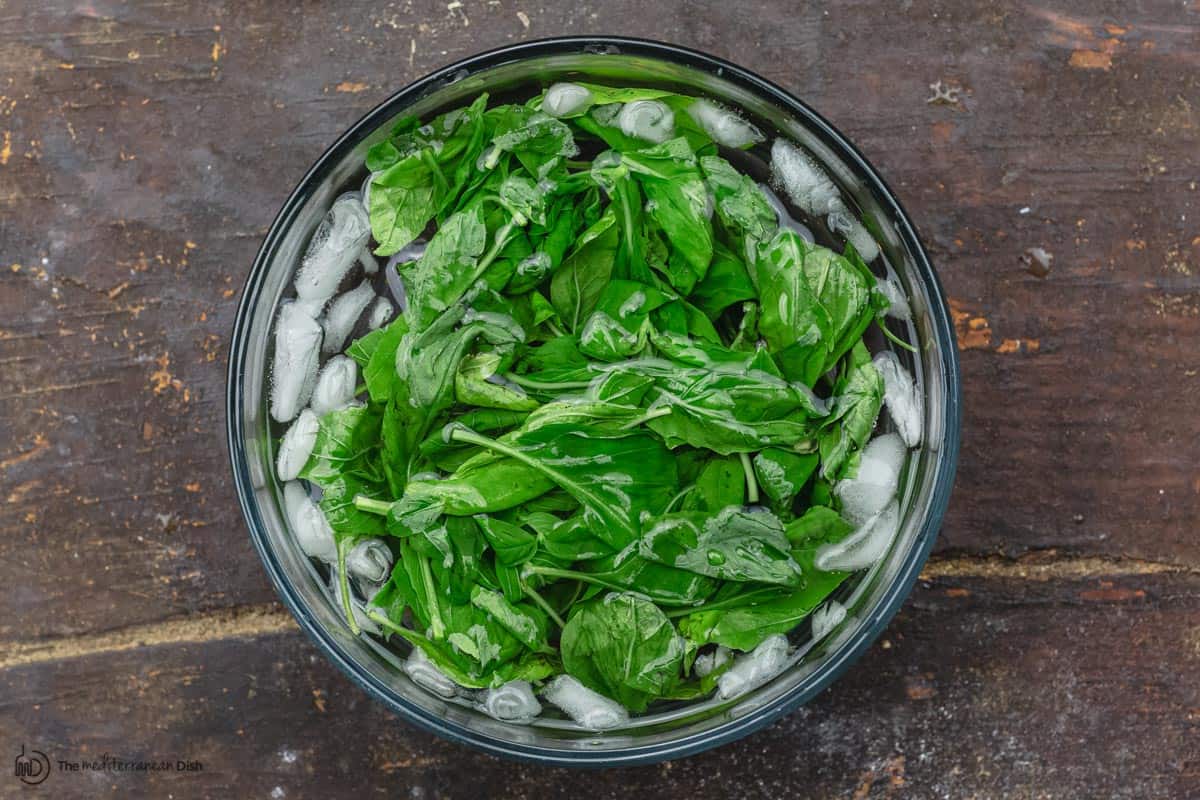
top-left (226, 34), bottom-right (962, 767)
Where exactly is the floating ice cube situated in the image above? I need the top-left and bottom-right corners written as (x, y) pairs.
top-left (358, 246), bottom-right (379, 275)
top-left (873, 352), bottom-right (923, 447)
top-left (346, 538), bottom-right (393, 589)
top-left (758, 183), bottom-right (814, 242)
top-left (693, 645), bottom-right (733, 678)
top-left (367, 297), bottom-right (394, 330)
top-left (618, 100), bottom-right (675, 144)
top-left (294, 193), bottom-right (371, 307)
top-left (309, 355), bottom-right (358, 416)
top-left (330, 564), bottom-right (381, 635)
top-left (476, 681), bottom-right (542, 724)
top-left (771, 139), bottom-right (879, 262)
top-left (771, 139), bottom-right (842, 216)
top-left (827, 209), bottom-right (881, 263)
top-left (404, 646), bottom-right (459, 698)
top-left (876, 276), bottom-right (912, 321)
top-left (282, 481), bottom-right (337, 563)
top-left (360, 172), bottom-right (373, 208)
top-left (687, 99), bottom-right (763, 149)
top-left (835, 432), bottom-right (906, 525)
top-left (811, 600), bottom-right (847, 641)
top-left (321, 280), bottom-right (375, 354)
top-left (815, 500), bottom-right (900, 572)
top-left (276, 409), bottom-right (319, 482)
top-left (270, 302), bottom-right (323, 422)
top-left (543, 675), bottom-right (629, 730)
top-left (360, 171), bottom-right (384, 214)
top-left (543, 82), bottom-right (593, 117)
top-left (856, 432), bottom-right (907, 485)
top-left (293, 296), bottom-right (327, 319)
top-left (717, 634), bottom-right (790, 699)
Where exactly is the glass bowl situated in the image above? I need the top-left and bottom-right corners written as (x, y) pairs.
top-left (227, 36), bottom-right (960, 766)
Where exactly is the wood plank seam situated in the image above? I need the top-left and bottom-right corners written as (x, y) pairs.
top-left (0, 604), bottom-right (296, 671)
top-left (921, 553), bottom-right (1199, 581)
top-left (2, 555), bottom-right (1194, 671)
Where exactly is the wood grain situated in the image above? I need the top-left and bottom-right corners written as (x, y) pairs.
top-left (1, 0), bottom-right (1198, 796)
top-left (3, 575), bottom-right (1197, 798)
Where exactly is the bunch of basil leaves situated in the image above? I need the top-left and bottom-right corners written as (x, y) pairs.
top-left (292, 85), bottom-right (899, 712)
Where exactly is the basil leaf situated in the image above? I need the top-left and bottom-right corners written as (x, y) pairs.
top-left (475, 515), bottom-right (538, 566)
top-left (640, 507), bottom-right (804, 586)
top-left (818, 360), bottom-right (883, 479)
top-left (550, 208), bottom-right (618, 330)
top-left (470, 585), bottom-right (554, 654)
top-left (560, 592), bottom-right (686, 712)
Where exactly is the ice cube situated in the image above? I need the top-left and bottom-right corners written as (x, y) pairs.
top-left (543, 82), bottom-right (593, 117)
top-left (829, 210), bottom-right (881, 263)
top-left (873, 351), bottom-right (923, 447)
top-left (693, 645), bottom-right (733, 678)
top-left (346, 538), bottom-right (393, 590)
top-left (618, 100), bottom-right (674, 144)
top-left (330, 564), bottom-right (380, 635)
top-left (358, 246), bottom-right (379, 275)
top-left (282, 481), bottom-right (337, 563)
top-left (309, 355), bottom-right (358, 416)
top-left (856, 432), bottom-right (907, 486)
top-left (814, 499), bottom-right (900, 572)
top-left (293, 296), bottom-right (327, 319)
top-left (542, 675), bottom-right (629, 730)
top-left (476, 681), bottom-right (542, 724)
top-left (294, 193), bottom-right (371, 307)
top-left (360, 172), bottom-right (374, 209)
top-left (877, 276), bottom-right (912, 321)
top-left (811, 600), bottom-right (847, 641)
top-left (687, 99), bottom-right (763, 149)
top-left (835, 432), bottom-right (906, 525)
top-left (321, 280), bottom-right (375, 354)
top-left (276, 408), bottom-right (319, 482)
top-left (717, 634), bottom-right (790, 699)
top-left (771, 139), bottom-right (842, 216)
top-left (367, 296), bottom-right (394, 330)
top-left (771, 139), bottom-right (879, 262)
top-left (270, 302), bottom-right (323, 422)
top-left (404, 646), bottom-right (459, 698)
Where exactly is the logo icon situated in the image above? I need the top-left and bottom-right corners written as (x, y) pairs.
top-left (14, 745), bottom-right (50, 786)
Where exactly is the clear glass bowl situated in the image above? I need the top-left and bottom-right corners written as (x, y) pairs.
top-left (226, 36), bottom-right (960, 766)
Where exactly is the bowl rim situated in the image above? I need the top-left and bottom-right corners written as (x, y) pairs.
top-left (226, 34), bottom-right (961, 767)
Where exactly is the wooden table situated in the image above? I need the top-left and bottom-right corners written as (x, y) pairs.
top-left (2, 1), bottom-right (1197, 797)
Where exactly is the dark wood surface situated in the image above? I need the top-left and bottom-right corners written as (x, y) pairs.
top-left (1, 1), bottom-right (1197, 797)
